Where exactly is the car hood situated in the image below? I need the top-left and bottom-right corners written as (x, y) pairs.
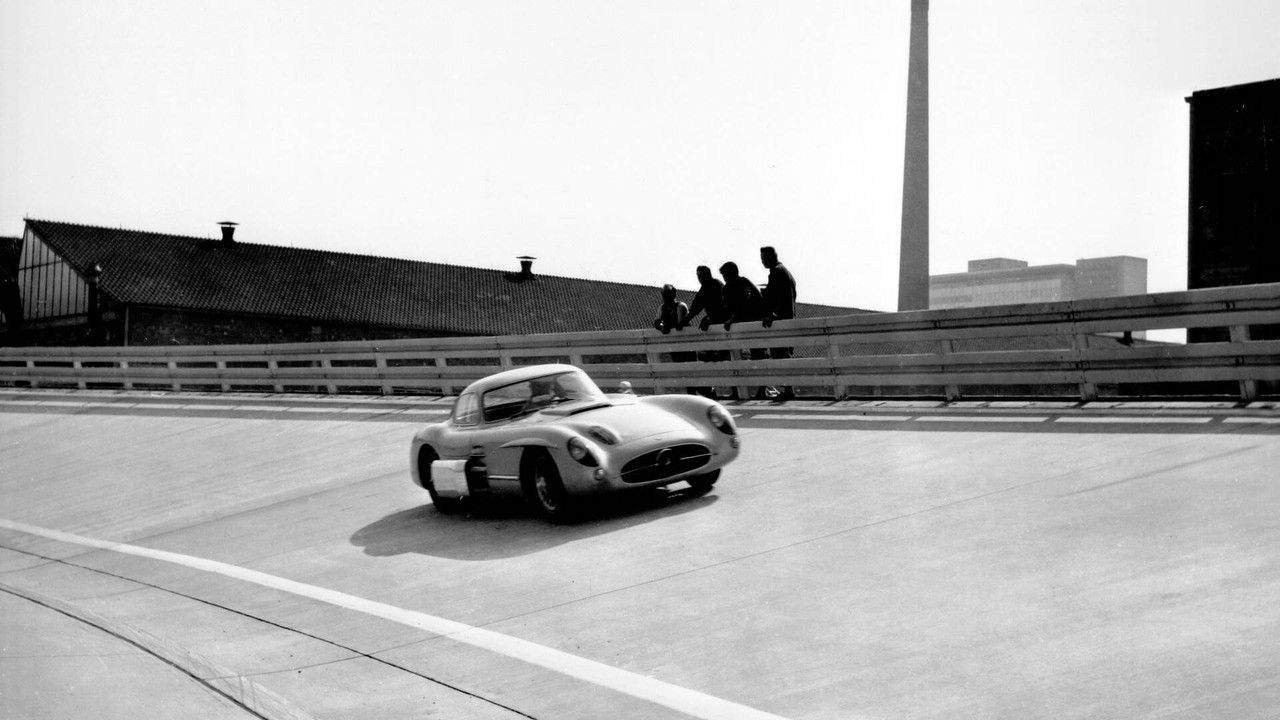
top-left (553, 402), bottom-right (698, 445)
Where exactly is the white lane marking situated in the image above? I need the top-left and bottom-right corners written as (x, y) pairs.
top-left (0, 519), bottom-right (791, 720)
top-left (915, 416), bottom-right (1049, 423)
top-left (0, 398), bottom-right (447, 415)
top-left (751, 413), bottom-right (912, 422)
top-left (1054, 416), bottom-right (1213, 424)
top-left (1223, 417), bottom-right (1280, 424)
top-left (16, 399), bottom-right (88, 406)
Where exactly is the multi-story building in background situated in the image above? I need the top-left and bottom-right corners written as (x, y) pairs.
top-left (1186, 77), bottom-right (1278, 292)
top-left (930, 256), bottom-right (1147, 310)
top-left (1185, 77), bottom-right (1279, 342)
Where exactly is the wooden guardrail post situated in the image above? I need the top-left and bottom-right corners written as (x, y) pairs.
top-left (939, 339), bottom-right (961, 402)
top-left (267, 358), bottom-right (284, 394)
top-left (435, 357), bottom-right (454, 396)
top-left (827, 333), bottom-right (847, 400)
top-left (374, 352), bottom-right (391, 395)
top-left (1071, 334), bottom-right (1098, 402)
top-left (168, 359), bottom-right (181, 392)
top-left (645, 345), bottom-right (667, 394)
top-left (217, 360), bottom-right (231, 392)
top-left (120, 361), bottom-right (133, 390)
top-left (320, 358), bottom-right (338, 395)
top-left (73, 360), bottom-right (87, 390)
top-left (1230, 324), bottom-right (1259, 402)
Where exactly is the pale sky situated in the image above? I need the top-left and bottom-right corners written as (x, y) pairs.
top-left (2, 0), bottom-right (1278, 312)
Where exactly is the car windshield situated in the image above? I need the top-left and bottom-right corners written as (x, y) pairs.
top-left (481, 370), bottom-right (607, 423)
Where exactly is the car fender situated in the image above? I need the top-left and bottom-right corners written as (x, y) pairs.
top-left (637, 394), bottom-right (724, 425)
top-left (498, 437), bottom-right (557, 450)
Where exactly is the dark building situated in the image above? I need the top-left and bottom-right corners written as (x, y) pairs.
top-left (4, 219), bottom-right (863, 347)
top-left (1, 236), bottom-right (22, 340)
top-left (1186, 78), bottom-right (1280, 342)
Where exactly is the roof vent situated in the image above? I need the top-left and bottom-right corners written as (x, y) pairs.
top-left (217, 221), bottom-right (238, 244)
top-left (517, 255), bottom-right (536, 278)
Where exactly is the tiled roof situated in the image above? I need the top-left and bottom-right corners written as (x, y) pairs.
top-left (26, 220), bottom-right (868, 336)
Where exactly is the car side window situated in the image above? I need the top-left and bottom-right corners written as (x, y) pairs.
top-left (482, 382), bottom-right (532, 423)
top-left (453, 392), bottom-right (480, 426)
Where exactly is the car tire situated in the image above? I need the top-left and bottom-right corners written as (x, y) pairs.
top-left (526, 450), bottom-right (576, 523)
top-left (686, 469), bottom-right (721, 495)
top-left (418, 446), bottom-right (462, 515)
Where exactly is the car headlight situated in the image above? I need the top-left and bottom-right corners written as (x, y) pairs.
top-left (567, 436), bottom-right (599, 466)
top-left (707, 404), bottom-right (736, 435)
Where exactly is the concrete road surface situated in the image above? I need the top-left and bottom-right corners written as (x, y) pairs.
top-left (1, 390), bottom-right (1278, 719)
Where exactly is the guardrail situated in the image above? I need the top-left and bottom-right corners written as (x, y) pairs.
top-left (3, 283), bottom-right (1278, 402)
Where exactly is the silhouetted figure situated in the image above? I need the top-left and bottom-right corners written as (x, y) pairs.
top-left (720, 261), bottom-right (768, 400)
top-left (654, 283), bottom-right (696, 391)
top-left (684, 265), bottom-right (726, 332)
top-left (760, 246), bottom-right (797, 400)
top-left (719, 261), bottom-right (764, 331)
top-left (653, 284), bottom-right (688, 334)
top-left (682, 266), bottom-right (729, 398)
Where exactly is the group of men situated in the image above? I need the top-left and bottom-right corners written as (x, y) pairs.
top-left (652, 246), bottom-right (796, 401)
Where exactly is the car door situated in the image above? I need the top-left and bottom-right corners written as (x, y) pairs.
top-left (474, 379), bottom-right (534, 491)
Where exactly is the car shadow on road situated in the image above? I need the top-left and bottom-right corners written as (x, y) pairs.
top-left (350, 487), bottom-right (719, 561)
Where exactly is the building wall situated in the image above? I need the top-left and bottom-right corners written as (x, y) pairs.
top-left (1075, 256), bottom-right (1147, 299)
top-left (930, 264), bottom-right (1075, 309)
top-left (1186, 78), bottom-right (1279, 291)
top-left (16, 227), bottom-right (90, 321)
top-left (1186, 78), bottom-right (1279, 342)
top-left (930, 256), bottom-right (1147, 310)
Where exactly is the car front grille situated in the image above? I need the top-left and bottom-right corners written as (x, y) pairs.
top-left (620, 444), bottom-right (711, 484)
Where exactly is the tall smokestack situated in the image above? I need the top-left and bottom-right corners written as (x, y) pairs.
top-left (897, 0), bottom-right (930, 311)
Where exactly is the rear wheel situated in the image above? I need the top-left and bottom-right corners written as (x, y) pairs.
top-left (418, 446), bottom-right (462, 515)
top-left (527, 451), bottom-right (576, 522)
top-left (686, 469), bottom-right (721, 495)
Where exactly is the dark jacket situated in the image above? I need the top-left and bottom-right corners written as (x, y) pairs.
top-left (762, 262), bottom-right (797, 321)
top-left (722, 275), bottom-right (764, 325)
top-left (686, 277), bottom-right (726, 327)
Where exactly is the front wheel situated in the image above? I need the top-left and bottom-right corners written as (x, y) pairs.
top-left (527, 451), bottom-right (576, 523)
top-left (686, 469), bottom-right (721, 495)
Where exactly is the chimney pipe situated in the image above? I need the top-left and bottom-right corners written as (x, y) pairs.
top-left (517, 255), bottom-right (535, 278)
top-left (218, 221), bottom-right (239, 244)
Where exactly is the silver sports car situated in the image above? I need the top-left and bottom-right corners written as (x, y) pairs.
top-left (409, 364), bottom-right (741, 521)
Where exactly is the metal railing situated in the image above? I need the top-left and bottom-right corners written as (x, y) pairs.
top-left (3, 283), bottom-right (1278, 402)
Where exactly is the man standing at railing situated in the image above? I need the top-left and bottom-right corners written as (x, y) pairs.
top-left (682, 265), bottom-right (730, 398)
top-left (653, 284), bottom-right (689, 335)
top-left (760, 246), bottom-right (797, 401)
top-left (720, 261), bottom-right (770, 400)
top-left (653, 284), bottom-right (698, 394)
top-left (684, 265), bottom-right (725, 333)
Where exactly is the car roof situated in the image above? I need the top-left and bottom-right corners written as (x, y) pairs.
top-left (461, 364), bottom-right (582, 395)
